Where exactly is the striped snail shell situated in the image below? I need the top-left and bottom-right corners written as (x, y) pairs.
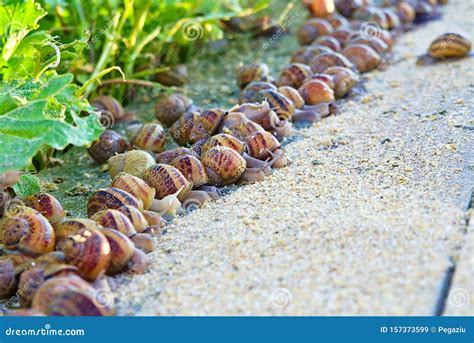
top-left (24, 193), bottom-right (65, 225)
top-left (428, 33), bottom-right (471, 59)
top-left (240, 81), bottom-right (277, 104)
top-left (277, 63), bottom-right (313, 89)
top-left (312, 36), bottom-right (341, 52)
top-left (278, 86), bottom-right (305, 109)
top-left (201, 146), bottom-right (247, 186)
top-left (189, 109), bottom-right (226, 143)
top-left (91, 96), bottom-right (124, 119)
top-left (298, 79), bottom-right (335, 105)
top-left (91, 209), bottom-right (137, 237)
top-left (154, 93), bottom-right (193, 127)
top-left (55, 218), bottom-right (103, 248)
top-left (87, 188), bottom-right (143, 217)
top-left (260, 89), bottom-right (295, 121)
top-left (0, 255), bottom-right (31, 299)
top-left (143, 164), bottom-right (192, 201)
top-left (111, 172), bottom-right (156, 210)
top-left (343, 44), bottom-right (381, 73)
top-left (88, 130), bottom-right (129, 164)
top-left (236, 63), bottom-right (270, 89)
top-left (101, 228), bottom-right (135, 275)
top-left (352, 7), bottom-right (388, 29)
top-left (297, 18), bottom-right (333, 45)
top-left (201, 134), bottom-right (245, 156)
top-left (329, 28), bottom-right (354, 47)
top-left (304, 74), bottom-right (335, 90)
top-left (169, 111), bottom-right (198, 146)
top-left (170, 154), bottom-right (209, 188)
top-left (397, 2), bottom-right (416, 24)
top-left (117, 205), bottom-right (149, 232)
top-left (324, 66), bottom-right (359, 98)
top-left (290, 45), bottom-right (334, 65)
top-left (61, 228), bottom-right (111, 281)
top-left (382, 8), bottom-right (401, 30)
top-left (130, 123), bottom-right (166, 153)
top-left (156, 147), bottom-right (198, 164)
top-left (245, 130), bottom-right (281, 161)
top-left (108, 150), bottom-right (156, 179)
top-left (348, 35), bottom-right (388, 55)
top-left (327, 14), bottom-right (350, 30)
top-left (310, 52), bottom-right (354, 73)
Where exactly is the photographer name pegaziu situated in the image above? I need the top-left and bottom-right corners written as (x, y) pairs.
top-left (437, 326), bottom-right (466, 335)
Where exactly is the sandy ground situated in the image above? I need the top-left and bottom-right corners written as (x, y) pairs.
top-left (113, 1), bottom-right (474, 315)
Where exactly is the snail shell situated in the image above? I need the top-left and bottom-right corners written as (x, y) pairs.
top-left (329, 28), bottom-right (354, 46)
top-left (348, 35), bottom-right (388, 55)
top-left (25, 193), bottom-right (65, 225)
top-left (343, 44), bottom-right (381, 73)
top-left (382, 7), bottom-right (401, 29)
top-left (101, 228), bottom-right (135, 275)
top-left (335, 0), bottom-right (366, 17)
top-left (88, 130), bottom-right (129, 164)
top-left (291, 45), bottom-right (334, 65)
top-left (61, 228), bottom-right (111, 281)
top-left (189, 109), bottom-right (226, 143)
top-left (324, 66), bottom-right (359, 98)
top-left (0, 258), bottom-right (18, 299)
top-left (310, 52), bottom-right (354, 73)
top-left (278, 86), bottom-right (305, 109)
top-left (55, 218), bottom-right (102, 248)
top-left (327, 14), bottom-right (350, 29)
top-left (298, 79), bottom-right (335, 105)
top-left (277, 63), bottom-right (313, 89)
top-left (352, 7), bottom-right (388, 29)
top-left (32, 275), bottom-right (114, 316)
top-left (91, 96), bottom-right (124, 119)
top-left (245, 131), bottom-right (281, 160)
top-left (91, 209), bottom-right (137, 237)
top-left (108, 150), bottom-right (156, 179)
top-left (397, 2), bottom-right (416, 24)
top-left (154, 93), bottom-right (193, 127)
top-left (87, 187), bottom-right (143, 217)
top-left (312, 36), bottom-right (342, 52)
top-left (153, 65), bottom-right (188, 87)
top-left (227, 118), bottom-right (266, 141)
top-left (229, 101), bottom-right (271, 123)
top-left (170, 154), bottom-right (209, 188)
top-left (202, 134), bottom-right (245, 156)
top-left (236, 63), bottom-right (270, 89)
top-left (201, 146), bottom-right (247, 186)
top-left (169, 111), bottom-right (198, 146)
top-left (130, 123), bottom-right (166, 153)
top-left (117, 205), bottom-right (149, 232)
top-left (156, 147), bottom-right (197, 164)
top-left (143, 164), bottom-right (192, 201)
top-left (0, 211), bottom-right (55, 256)
top-left (111, 172), bottom-right (155, 210)
top-left (260, 89), bottom-right (295, 121)
top-left (305, 74), bottom-right (335, 90)
top-left (240, 81), bottom-right (277, 103)
top-left (297, 18), bottom-right (333, 45)
top-left (428, 33), bottom-right (471, 59)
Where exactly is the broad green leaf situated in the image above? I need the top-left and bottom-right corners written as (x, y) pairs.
top-left (12, 174), bottom-right (41, 198)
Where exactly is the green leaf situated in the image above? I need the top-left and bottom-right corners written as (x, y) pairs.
top-left (12, 174), bottom-right (42, 198)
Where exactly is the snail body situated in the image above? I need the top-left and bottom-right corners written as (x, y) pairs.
top-left (201, 146), bottom-right (247, 186)
top-left (87, 188), bottom-right (143, 217)
top-left (143, 164), bottom-right (192, 201)
top-left (88, 130), bottom-right (129, 164)
top-left (25, 193), bottom-right (65, 225)
top-left (130, 123), bottom-right (166, 153)
top-left (108, 150), bottom-right (156, 179)
top-left (111, 172), bottom-right (155, 210)
top-left (229, 102), bottom-right (271, 123)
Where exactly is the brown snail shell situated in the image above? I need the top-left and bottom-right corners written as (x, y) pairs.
top-left (108, 150), bottom-right (156, 179)
top-left (348, 35), bottom-right (388, 55)
top-left (111, 172), bottom-right (155, 210)
top-left (382, 8), bottom-right (401, 29)
top-left (91, 209), bottom-right (137, 237)
top-left (169, 111), bottom-right (198, 146)
top-left (329, 28), bottom-right (354, 46)
top-left (297, 18), bottom-right (333, 45)
top-left (88, 130), bottom-right (129, 164)
top-left (153, 64), bottom-right (188, 87)
top-left (245, 131), bottom-right (281, 161)
top-left (154, 93), bottom-right (193, 127)
top-left (229, 102), bottom-right (271, 123)
top-left (91, 96), bottom-right (124, 119)
top-left (277, 63), bottom-right (313, 89)
top-left (298, 79), bottom-right (335, 105)
top-left (239, 81), bottom-right (276, 103)
top-left (324, 66), bottom-right (359, 98)
top-left (310, 52), bottom-right (354, 73)
top-left (397, 2), bottom-right (416, 24)
top-left (32, 275), bottom-right (114, 316)
top-left (61, 228), bottom-right (111, 281)
top-left (143, 164), bottom-right (192, 201)
top-left (156, 147), bottom-right (197, 164)
top-left (260, 89), bottom-right (295, 121)
top-left (236, 63), bottom-right (270, 89)
top-left (312, 36), bottom-right (342, 52)
top-left (428, 33), bottom-right (471, 59)
top-left (101, 228), bottom-right (135, 275)
top-left (335, 0), bottom-right (366, 17)
top-left (201, 134), bottom-right (245, 156)
top-left (305, 74), bottom-right (335, 90)
top-left (0, 211), bottom-right (55, 256)
top-left (201, 146), bottom-right (247, 186)
top-left (130, 123), bottom-right (166, 153)
top-left (87, 187), bottom-right (143, 217)
top-left (117, 205), bottom-right (149, 232)
top-left (25, 193), bottom-right (65, 225)
top-left (170, 154), bottom-right (209, 188)
top-left (352, 7), bottom-right (388, 29)
top-left (278, 86), bottom-right (305, 109)
top-left (189, 109), bottom-right (226, 143)
top-left (291, 45), bottom-right (334, 65)
top-left (343, 44), bottom-right (381, 73)
top-left (327, 14), bottom-right (350, 29)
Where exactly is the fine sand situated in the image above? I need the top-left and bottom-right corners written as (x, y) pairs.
top-left (113, 0), bottom-right (474, 315)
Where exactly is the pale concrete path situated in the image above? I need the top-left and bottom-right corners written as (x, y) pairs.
top-left (114, 0), bottom-right (474, 315)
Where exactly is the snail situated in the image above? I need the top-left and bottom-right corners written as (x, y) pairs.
top-left (55, 218), bottom-right (102, 248)
top-left (298, 79), bottom-right (335, 105)
top-left (291, 45), bottom-right (334, 65)
top-left (0, 254), bottom-right (31, 299)
top-left (153, 64), bottom-right (188, 87)
top-left (117, 205), bottom-right (149, 232)
top-left (245, 130), bottom-right (286, 165)
top-left (324, 66), bottom-right (359, 98)
top-left (414, 1), bottom-right (436, 23)
top-left (240, 81), bottom-right (277, 103)
top-left (130, 234), bottom-right (157, 253)
top-left (181, 190), bottom-right (213, 213)
top-left (169, 111), bottom-right (198, 146)
top-left (87, 130), bottom-right (129, 164)
top-left (87, 187), bottom-right (143, 217)
top-left (309, 52), bottom-right (354, 73)
top-left (326, 14), bottom-right (350, 29)
top-left (304, 74), bottom-right (335, 90)
top-left (101, 228), bottom-right (135, 275)
top-left (260, 89), bottom-right (295, 121)
top-left (329, 28), bottom-right (354, 46)
top-left (312, 36), bottom-right (342, 52)
top-left (335, 0), bottom-right (366, 17)
top-left (297, 18), bottom-right (333, 45)
top-left (348, 36), bottom-right (389, 55)
top-left (201, 134), bottom-right (246, 158)
top-left (397, 2), bottom-right (416, 24)
top-left (142, 210), bottom-right (167, 227)
top-left (277, 63), bottom-right (313, 89)
top-left (170, 154), bottom-right (209, 188)
top-left (352, 7), bottom-right (388, 29)
top-left (143, 164), bottom-right (192, 201)
top-left (428, 33), bottom-right (471, 59)
top-left (201, 146), bottom-right (247, 186)
top-left (61, 227), bottom-right (111, 281)
top-left (0, 170), bottom-right (21, 191)
top-left (130, 123), bottom-right (166, 153)
top-left (154, 93), bottom-right (195, 127)
top-left (128, 248), bottom-right (149, 274)
top-left (189, 109), bottom-right (226, 143)
top-left (32, 275), bottom-right (115, 316)
top-left (0, 210), bottom-right (56, 256)
top-left (156, 147), bottom-right (198, 164)
top-left (278, 86), bottom-right (305, 109)
top-left (236, 63), bottom-right (271, 89)
top-left (343, 44), bottom-right (381, 73)
top-left (303, 0), bottom-right (335, 18)
top-left (111, 172), bottom-right (156, 210)
top-left (91, 96), bottom-right (125, 120)
top-left (382, 8), bottom-right (401, 29)
top-left (24, 193), bottom-right (65, 225)
top-left (91, 209), bottom-right (137, 237)
top-left (108, 150), bottom-right (156, 179)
